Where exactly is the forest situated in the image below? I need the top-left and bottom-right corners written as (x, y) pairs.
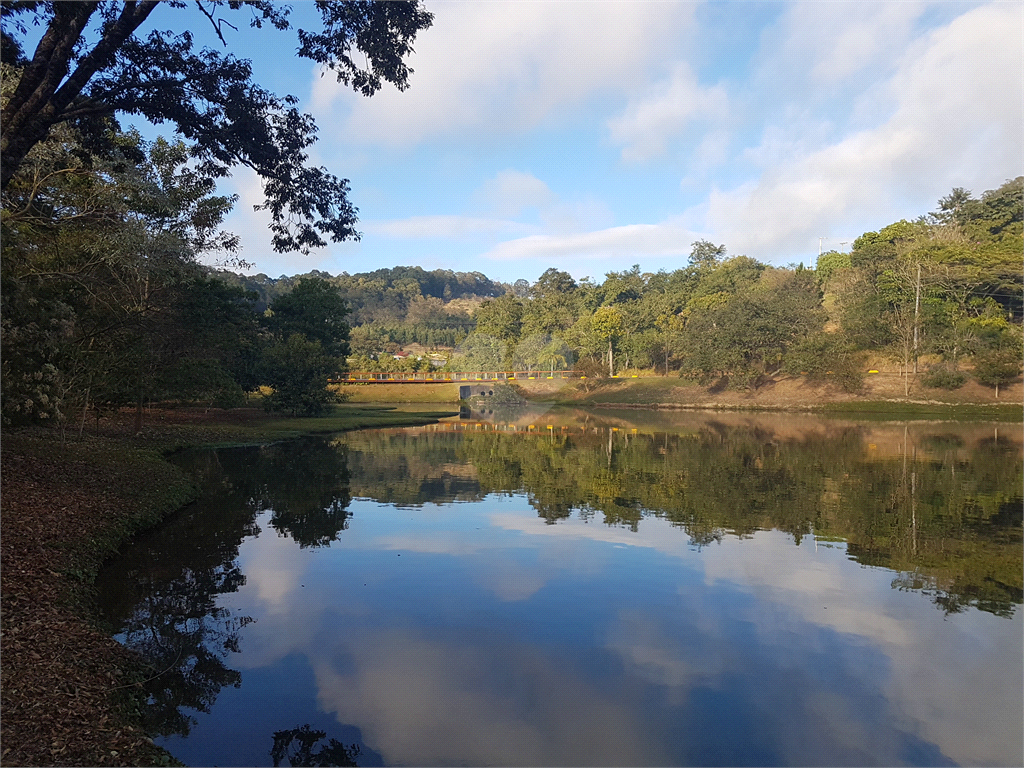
top-left (4, 123), bottom-right (1020, 425)
top-left (2, 3), bottom-right (1020, 424)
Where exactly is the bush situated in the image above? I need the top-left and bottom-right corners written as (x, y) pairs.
top-left (782, 333), bottom-right (865, 393)
top-left (921, 365), bottom-right (967, 390)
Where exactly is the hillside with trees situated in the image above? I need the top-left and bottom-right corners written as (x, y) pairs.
top-left (312, 178), bottom-right (1022, 394)
top-left (4, 160), bottom-right (1021, 426)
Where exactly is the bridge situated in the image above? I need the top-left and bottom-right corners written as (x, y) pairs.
top-left (328, 370), bottom-right (583, 384)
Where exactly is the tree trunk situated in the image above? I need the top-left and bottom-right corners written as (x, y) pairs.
top-left (608, 340), bottom-right (614, 377)
top-left (2, 2), bottom-right (160, 190)
top-left (78, 388), bottom-right (90, 440)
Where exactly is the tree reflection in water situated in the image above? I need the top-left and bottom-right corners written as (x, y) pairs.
top-left (271, 725), bottom-right (360, 767)
top-left (97, 420), bottom-right (1022, 746)
top-left (340, 421), bottom-right (1023, 617)
top-left (97, 436), bottom-right (352, 737)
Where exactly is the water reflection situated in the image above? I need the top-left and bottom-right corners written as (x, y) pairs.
top-left (96, 414), bottom-right (1023, 767)
top-left (98, 437), bottom-right (354, 738)
top-left (339, 418), bottom-right (1022, 616)
top-left (271, 725), bottom-right (360, 767)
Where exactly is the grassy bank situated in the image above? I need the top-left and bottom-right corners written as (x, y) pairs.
top-left (507, 374), bottom-right (1023, 420)
top-left (329, 382), bottom-right (463, 403)
top-left (0, 404), bottom-right (456, 767)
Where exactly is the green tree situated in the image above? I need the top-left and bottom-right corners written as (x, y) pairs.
top-left (474, 294), bottom-right (524, 367)
top-left (0, 117), bottom-right (249, 429)
top-left (688, 239), bottom-right (727, 270)
top-left (512, 334), bottom-right (552, 374)
top-left (522, 268), bottom-right (580, 337)
top-left (266, 278), bottom-right (351, 359)
top-left (260, 334), bottom-right (339, 416)
top-left (681, 268), bottom-right (824, 388)
top-left (1, 1), bottom-right (433, 252)
top-left (973, 327), bottom-right (1023, 398)
top-left (591, 306), bottom-right (625, 376)
top-left (540, 337), bottom-right (572, 376)
top-left (448, 333), bottom-right (506, 372)
top-left (782, 332), bottom-right (865, 392)
top-left (815, 250), bottom-right (851, 286)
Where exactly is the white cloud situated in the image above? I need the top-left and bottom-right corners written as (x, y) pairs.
top-left (608, 62), bottom-right (730, 162)
top-left (701, 1), bottom-right (1023, 261)
top-left (484, 221), bottom-right (694, 262)
top-left (695, 531), bottom-right (1023, 767)
top-left (221, 503), bottom-right (1021, 767)
top-left (366, 169), bottom-right (615, 252)
top-left (311, 629), bottom-right (662, 766)
top-left (774, 2), bottom-right (928, 86)
top-left (476, 170), bottom-right (615, 236)
top-left (239, 524), bottom-right (310, 611)
top-left (309, 1), bottom-right (697, 148)
top-left (212, 1), bottom-right (1020, 282)
top-left (475, 557), bottom-right (548, 602)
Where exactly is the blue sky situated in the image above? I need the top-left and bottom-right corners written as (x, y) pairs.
top-left (151, 1), bottom-right (1023, 284)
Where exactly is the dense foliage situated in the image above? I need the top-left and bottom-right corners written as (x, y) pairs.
top-left (423, 184), bottom-right (1020, 390)
top-left (0, 0), bottom-right (433, 253)
top-left (0, 114), bottom-right (259, 428)
top-left (4, 171), bottom-right (1021, 425)
top-left (0, 0), bottom-right (430, 423)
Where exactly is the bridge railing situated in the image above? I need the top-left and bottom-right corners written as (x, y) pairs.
top-left (328, 371), bottom-right (583, 384)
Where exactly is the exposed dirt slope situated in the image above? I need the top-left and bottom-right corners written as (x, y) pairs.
top-left (515, 371), bottom-right (1023, 411)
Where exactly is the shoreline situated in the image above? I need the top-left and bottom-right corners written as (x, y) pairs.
top-left (331, 372), bottom-right (1023, 415)
top-left (579, 399), bottom-right (1022, 420)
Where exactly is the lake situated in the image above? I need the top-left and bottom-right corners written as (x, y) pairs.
top-left (96, 408), bottom-right (1023, 767)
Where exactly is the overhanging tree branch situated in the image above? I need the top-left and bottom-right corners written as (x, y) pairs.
top-left (1, 0), bottom-right (433, 253)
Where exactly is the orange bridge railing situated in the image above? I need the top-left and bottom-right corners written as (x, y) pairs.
top-left (328, 371), bottom-right (583, 384)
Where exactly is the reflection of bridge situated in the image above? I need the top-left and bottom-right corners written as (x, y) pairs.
top-left (329, 371), bottom-right (583, 384)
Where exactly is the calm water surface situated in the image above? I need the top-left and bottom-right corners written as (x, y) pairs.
top-left (96, 410), bottom-right (1023, 767)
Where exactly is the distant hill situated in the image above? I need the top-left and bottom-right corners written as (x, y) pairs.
top-left (209, 266), bottom-right (506, 316)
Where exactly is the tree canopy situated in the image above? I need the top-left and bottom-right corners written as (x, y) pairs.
top-left (0, 0), bottom-right (433, 253)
